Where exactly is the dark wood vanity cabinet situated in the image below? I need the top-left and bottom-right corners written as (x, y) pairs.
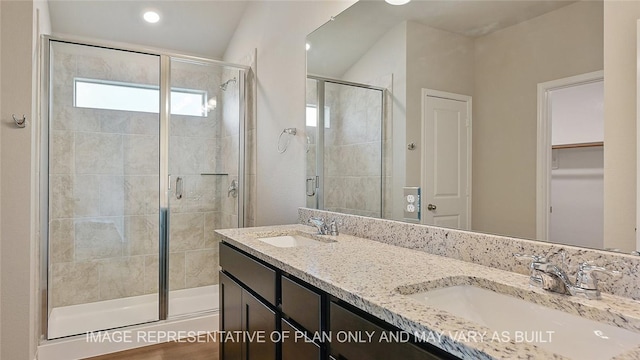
top-left (219, 242), bottom-right (457, 360)
top-left (220, 244), bottom-right (277, 360)
top-left (220, 272), bottom-right (277, 360)
top-left (220, 272), bottom-right (243, 360)
top-left (329, 301), bottom-right (454, 360)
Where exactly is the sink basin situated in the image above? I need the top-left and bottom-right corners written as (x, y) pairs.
top-left (258, 235), bottom-right (321, 248)
top-left (405, 285), bottom-right (640, 359)
top-left (255, 231), bottom-right (336, 248)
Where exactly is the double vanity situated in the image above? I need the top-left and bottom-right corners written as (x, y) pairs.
top-left (215, 209), bottom-right (640, 359)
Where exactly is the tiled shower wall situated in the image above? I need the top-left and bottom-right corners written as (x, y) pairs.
top-left (323, 83), bottom-right (383, 218)
top-left (49, 43), bottom-right (239, 308)
top-left (305, 77), bottom-right (391, 218)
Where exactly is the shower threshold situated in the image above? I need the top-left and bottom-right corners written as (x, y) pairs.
top-left (48, 285), bottom-right (218, 339)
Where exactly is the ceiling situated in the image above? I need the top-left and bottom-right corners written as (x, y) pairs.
top-left (307, 0), bottom-right (578, 77)
top-left (47, 0), bottom-right (250, 59)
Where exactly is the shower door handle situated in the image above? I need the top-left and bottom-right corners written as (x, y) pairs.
top-left (306, 177), bottom-right (316, 197)
top-left (175, 176), bottom-right (183, 200)
top-left (228, 179), bottom-right (238, 198)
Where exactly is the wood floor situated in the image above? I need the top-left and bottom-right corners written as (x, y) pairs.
top-left (84, 340), bottom-right (218, 360)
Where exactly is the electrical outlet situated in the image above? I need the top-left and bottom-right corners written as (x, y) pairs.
top-left (403, 187), bottom-right (420, 221)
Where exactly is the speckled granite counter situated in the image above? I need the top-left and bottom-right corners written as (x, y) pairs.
top-left (215, 224), bottom-right (640, 360)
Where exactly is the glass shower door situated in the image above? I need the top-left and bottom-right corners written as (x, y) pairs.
top-left (47, 41), bottom-right (161, 338)
top-left (167, 58), bottom-right (243, 317)
top-left (307, 77), bottom-right (384, 218)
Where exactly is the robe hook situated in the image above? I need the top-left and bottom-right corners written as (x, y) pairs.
top-left (12, 114), bottom-right (26, 128)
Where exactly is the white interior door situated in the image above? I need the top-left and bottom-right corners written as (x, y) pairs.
top-left (422, 90), bottom-right (470, 229)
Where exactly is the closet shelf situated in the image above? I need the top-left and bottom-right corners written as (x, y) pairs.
top-left (552, 141), bottom-right (603, 150)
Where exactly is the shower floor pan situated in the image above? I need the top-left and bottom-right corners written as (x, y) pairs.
top-left (48, 285), bottom-right (218, 339)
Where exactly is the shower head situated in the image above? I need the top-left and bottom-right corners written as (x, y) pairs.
top-left (220, 77), bottom-right (237, 91)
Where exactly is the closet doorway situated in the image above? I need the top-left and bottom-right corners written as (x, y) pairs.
top-left (537, 71), bottom-right (604, 248)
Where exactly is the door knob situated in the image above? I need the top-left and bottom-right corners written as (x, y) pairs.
top-left (427, 204), bottom-right (437, 211)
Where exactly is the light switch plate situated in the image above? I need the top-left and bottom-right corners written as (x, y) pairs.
top-left (403, 187), bottom-right (421, 221)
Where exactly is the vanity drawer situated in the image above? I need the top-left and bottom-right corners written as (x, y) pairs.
top-left (281, 275), bottom-right (322, 334)
top-left (220, 242), bottom-right (277, 306)
top-left (330, 301), bottom-right (389, 360)
top-left (330, 301), bottom-right (451, 360)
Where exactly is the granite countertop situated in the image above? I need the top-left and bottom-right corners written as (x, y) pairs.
top-left (215, 224), bottom-right (640, 360)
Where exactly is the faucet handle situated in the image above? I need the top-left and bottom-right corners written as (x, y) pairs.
top-left (575, 262), bottom-right (621, 291)
top-left (514, 254), bottom-right (548, 288)
top-left (328, 219), bottom-right (339, 236)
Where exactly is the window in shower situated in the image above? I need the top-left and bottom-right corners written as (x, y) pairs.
top-left (305, 104), bottom-right (331, 128)
top-left (74, 78), bottom-right (208, 117)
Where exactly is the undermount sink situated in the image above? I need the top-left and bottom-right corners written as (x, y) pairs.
top-left (403, 284), bottom-right (640, 360)
top-left (256, 231), bottom-right (336, 248)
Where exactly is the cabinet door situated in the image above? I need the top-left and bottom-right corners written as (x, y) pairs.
top-left (281, 276), bottom-right (321, 335)
top-left (244, 290), bottom-right (277, 360)
top-left (221, 272), bottom-right (243, 360)
top-left (281, 319), bottom-right (321, 360)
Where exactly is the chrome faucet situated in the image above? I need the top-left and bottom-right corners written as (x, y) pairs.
top-left (309, 217), bottom-right (329, 235)
top-left (573, 262), bottom-right (622, 299)
top-left (308, 217), bottom-right (339, 236)
top-left (515, 253), bottom-right (620, 300)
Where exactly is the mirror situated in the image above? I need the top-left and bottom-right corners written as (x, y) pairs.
top-left (305, 0), bottom-right (638, 252)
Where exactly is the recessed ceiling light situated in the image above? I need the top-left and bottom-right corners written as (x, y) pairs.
top-left (143, 11), bottom-right (160, 24)
top-left (385, 0), bottom-right (411, 5)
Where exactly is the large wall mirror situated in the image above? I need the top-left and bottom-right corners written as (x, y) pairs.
top-left (306, 0), bottom-right (639, 253)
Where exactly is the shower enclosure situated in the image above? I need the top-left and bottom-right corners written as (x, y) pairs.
top-left (42, 38), bottom-right (247, 339)
top-left (306, 76), bottom-right (385, 218)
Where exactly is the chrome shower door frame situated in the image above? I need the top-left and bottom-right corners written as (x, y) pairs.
top-left (307, 75), bottom-right (386, 218)
top-left (40, 35), bottom-right (249, 341)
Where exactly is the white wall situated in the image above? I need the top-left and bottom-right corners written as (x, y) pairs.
top-left (550, 147), bottom-right (604, 249)
top-left (603, 1), bottom-right (640, 251)
top-left (551, 81), bottom-right (604, 145)
top-left (1, 3), bottom-right (34, 358)
top-left (0, 1), bottom-right (50, 358)
top-left (223, 1), bottom-right (354, 225)
top-left (405, 21), bottom-right (475, 200)
top-left (341, 20), bottom-right (475, 221)
top-left (473, 0), bottom-right (603, 239)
